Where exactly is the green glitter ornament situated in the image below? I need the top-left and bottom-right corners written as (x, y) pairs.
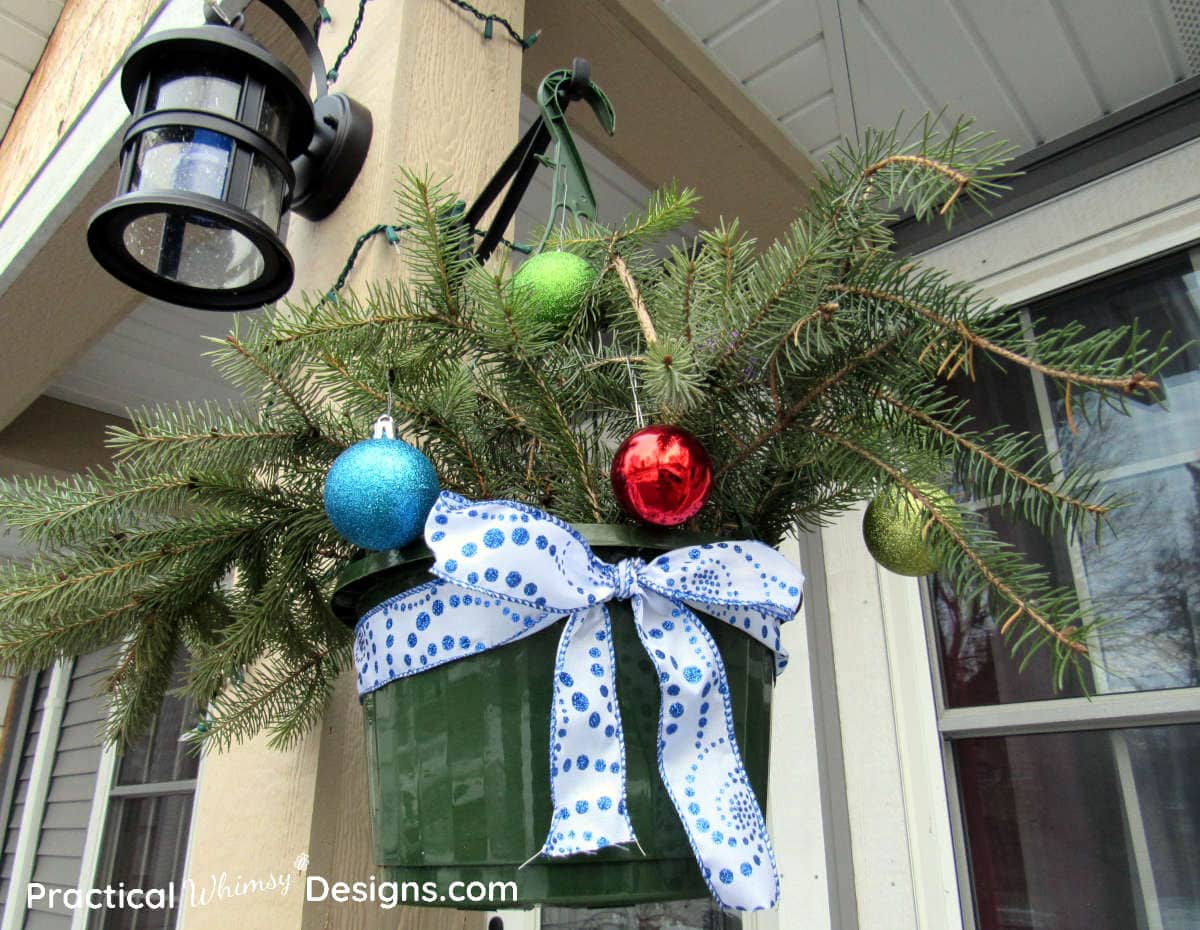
top-left (511, 250), bottom-right (596, 328)
top-left (862, 482), bottom-right (960, 577)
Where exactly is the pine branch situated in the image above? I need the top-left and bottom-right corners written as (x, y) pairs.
top-left (831, 283), bottom-right (1159, 395)
top-left (217, 333), bottom-right (320, 431)
top-left (716, 331), bottom-right (906, 479)
top-left (878, 391), bottom-right (1110, 524)
top-left (814, 426), bottom-right (1089, 658)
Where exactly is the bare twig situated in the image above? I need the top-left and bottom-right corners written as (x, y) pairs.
top-left (611, 255), bottom-right (658, 346)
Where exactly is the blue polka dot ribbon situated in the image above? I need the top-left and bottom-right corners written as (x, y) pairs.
top-left (354, 492), bottom-right (804, 910)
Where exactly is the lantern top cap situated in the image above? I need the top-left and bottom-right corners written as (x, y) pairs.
top-left (120, 26), bottom-right (315, 153)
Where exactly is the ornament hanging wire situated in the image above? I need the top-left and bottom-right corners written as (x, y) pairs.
top-left (624, 356), bottom-right (646, 430)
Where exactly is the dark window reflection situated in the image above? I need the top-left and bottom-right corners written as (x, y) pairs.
top-left (933, 251), bottom-right (1200, 705)
top-left (957, 725), bottom-right (1200, 930)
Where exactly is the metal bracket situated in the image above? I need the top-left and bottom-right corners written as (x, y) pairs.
top-left (535, 57), bottom-right (616, 248)
top-left (204, 0), bottom-right (252, 27)
top-left (465, 58), bottom-right (616, 263)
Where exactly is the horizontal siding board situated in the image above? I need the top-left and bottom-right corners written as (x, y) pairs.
top-left (28, 883), bottom-right (75, 917)
top-left (71, 668), bottom-right (109, 694)
top-left (706, 1), bottom-right (824, 81)
top-left (663, 0), bottom-right (765, 42)
top-left (30, 852), bottom-right (82, 887)
top-left (43, 746), bottom-right (101, 778)
top-left (59, 699), bottom-right (105, 728)
top-left (44, 772), bottom-right (98, 805)
top-left (34, 828), bottom-right (86, 859)
top-left (0, 14), bottom-right (46, 70)
top-left (782, 92), bottom-right (841, 155)
top-left (72, 653), bottom-right (112, 679)
top-left (0, 0), bottom-right (64, 36)
top-left (40, 802), bottom-right (92, 831)
top-left (54, 726), bottom-right (103, 754)
top-left (746, 39), bottom-right (832, 118)
top-left (24, 908), bottom-right (70, 929)
top-left (0, 56), bottom-right (27, 105)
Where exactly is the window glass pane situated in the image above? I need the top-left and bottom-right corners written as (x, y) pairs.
top-left (116, 686), bottom-right (198, 786)
top-left (932, 250), bottom-right (1200, 704)
top-left (956, 724), bottom-right (1200, 930)
top-left (931, 509), bottom-right (1087, 706)
top-left (1077, 464), bottom-right (1200, 692)
top-left (1035, 256), bottom-right (1200, 473)
top-left (95, 666), bottom-right (196, 930)
top-left (93, 794), bottom-right (194, 930)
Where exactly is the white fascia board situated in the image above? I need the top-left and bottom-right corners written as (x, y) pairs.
top-left (0, 0), bottom-right (202, 297)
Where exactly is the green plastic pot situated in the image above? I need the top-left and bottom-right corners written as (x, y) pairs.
top-left (331, 524), bottom-right (775, 909)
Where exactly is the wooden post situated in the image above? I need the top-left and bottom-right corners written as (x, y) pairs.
top-left (180, 2), bottom-right (525, 929)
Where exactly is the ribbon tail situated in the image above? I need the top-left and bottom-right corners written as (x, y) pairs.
top-left (633, 591), bottom-right (781, 911)
top-left (536, 605), bottom-right (637, 858)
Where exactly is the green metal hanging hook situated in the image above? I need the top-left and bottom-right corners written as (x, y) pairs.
top-left (535, 58), bottom-right (616, 249)
top-left (466, 58), bottom-right (615, 262)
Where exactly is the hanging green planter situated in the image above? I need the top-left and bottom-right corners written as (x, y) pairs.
top-left (331, 521), bottom-right (777, 910)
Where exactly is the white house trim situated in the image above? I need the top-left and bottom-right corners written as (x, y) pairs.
top-left (0, 659), bottom-right (72, 930)
top-left (67, 740), bottom-right (119, 930)
top-left (920, 137), bottom-right (1200, 303)
top-left (0, 0), bottom-right (196, 295)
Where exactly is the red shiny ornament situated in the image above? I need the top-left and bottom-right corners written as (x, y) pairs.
top-left (610, 425), bottom-right (713, 527)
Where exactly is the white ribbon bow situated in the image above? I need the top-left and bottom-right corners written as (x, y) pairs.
top-left (354, 492), bottom-right (804, 910)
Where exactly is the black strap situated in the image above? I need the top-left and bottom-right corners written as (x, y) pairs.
top-left (465, 118), bottom-right (553, 263)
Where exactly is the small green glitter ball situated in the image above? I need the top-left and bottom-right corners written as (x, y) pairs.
top-left (863, 483), bottom-right (959, 577)
top-left (511, 251), bottom-right (596, 328)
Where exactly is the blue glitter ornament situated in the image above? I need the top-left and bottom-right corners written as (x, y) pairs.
top-left (323, 416), bottom-right (440, 550)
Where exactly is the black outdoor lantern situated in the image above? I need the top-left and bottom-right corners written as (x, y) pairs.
top-left (87, 0), bottom-right (371, 310)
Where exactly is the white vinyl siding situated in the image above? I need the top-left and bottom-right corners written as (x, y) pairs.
top-left (0, 673), bottom-right (48, 907)
top-left (0, 654), bottom-right (110, 930)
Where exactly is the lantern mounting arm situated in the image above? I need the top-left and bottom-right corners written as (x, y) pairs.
top-left (205, 0), bottom-right (330, 98)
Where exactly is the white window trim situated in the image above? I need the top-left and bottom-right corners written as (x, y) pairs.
top-left (0, 659), bottom-right (73, 930)
top-left (68, 742), bottom-right (119, 930)
top-left (838, 136), bottom-right (1200, 930)
top-left (0, 656), bottom-right (206, 930)
top-left (71, 710), bottom-right (204, 930)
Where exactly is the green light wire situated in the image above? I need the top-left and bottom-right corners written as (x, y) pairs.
top-left (443, 0), bottom-right (538, 48)
top-left (316, 0), bottom-right (539, 303)
top-left (319, 224), bottom-right (528, 307)
top-left (323, 0), bottom-right (535, 86)
top-left (325, 0), bottom-right (370, 84)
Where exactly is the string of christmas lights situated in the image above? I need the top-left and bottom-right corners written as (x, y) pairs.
top-left (311, 0), bottom-right (539, 306)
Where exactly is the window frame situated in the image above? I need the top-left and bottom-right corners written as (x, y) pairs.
top-left (80, 691), bottom-right (201, 930)
top-left (910, 140), bottom-right (1200, 930)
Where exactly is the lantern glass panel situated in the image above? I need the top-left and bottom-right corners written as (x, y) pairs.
top-left (246, 156), bottom-right (286, 229)
top-left (132, 126), bottom-right (234, 200)
top-left (122, 212), bottom-right (266, 290)
top-left (151, 67), bottom-right (242, 118)
top-left (258, 90), bottom-right (291, 153)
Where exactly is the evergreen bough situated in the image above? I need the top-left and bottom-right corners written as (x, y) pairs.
top-left (0, 118), bottom-right (1170, 750)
